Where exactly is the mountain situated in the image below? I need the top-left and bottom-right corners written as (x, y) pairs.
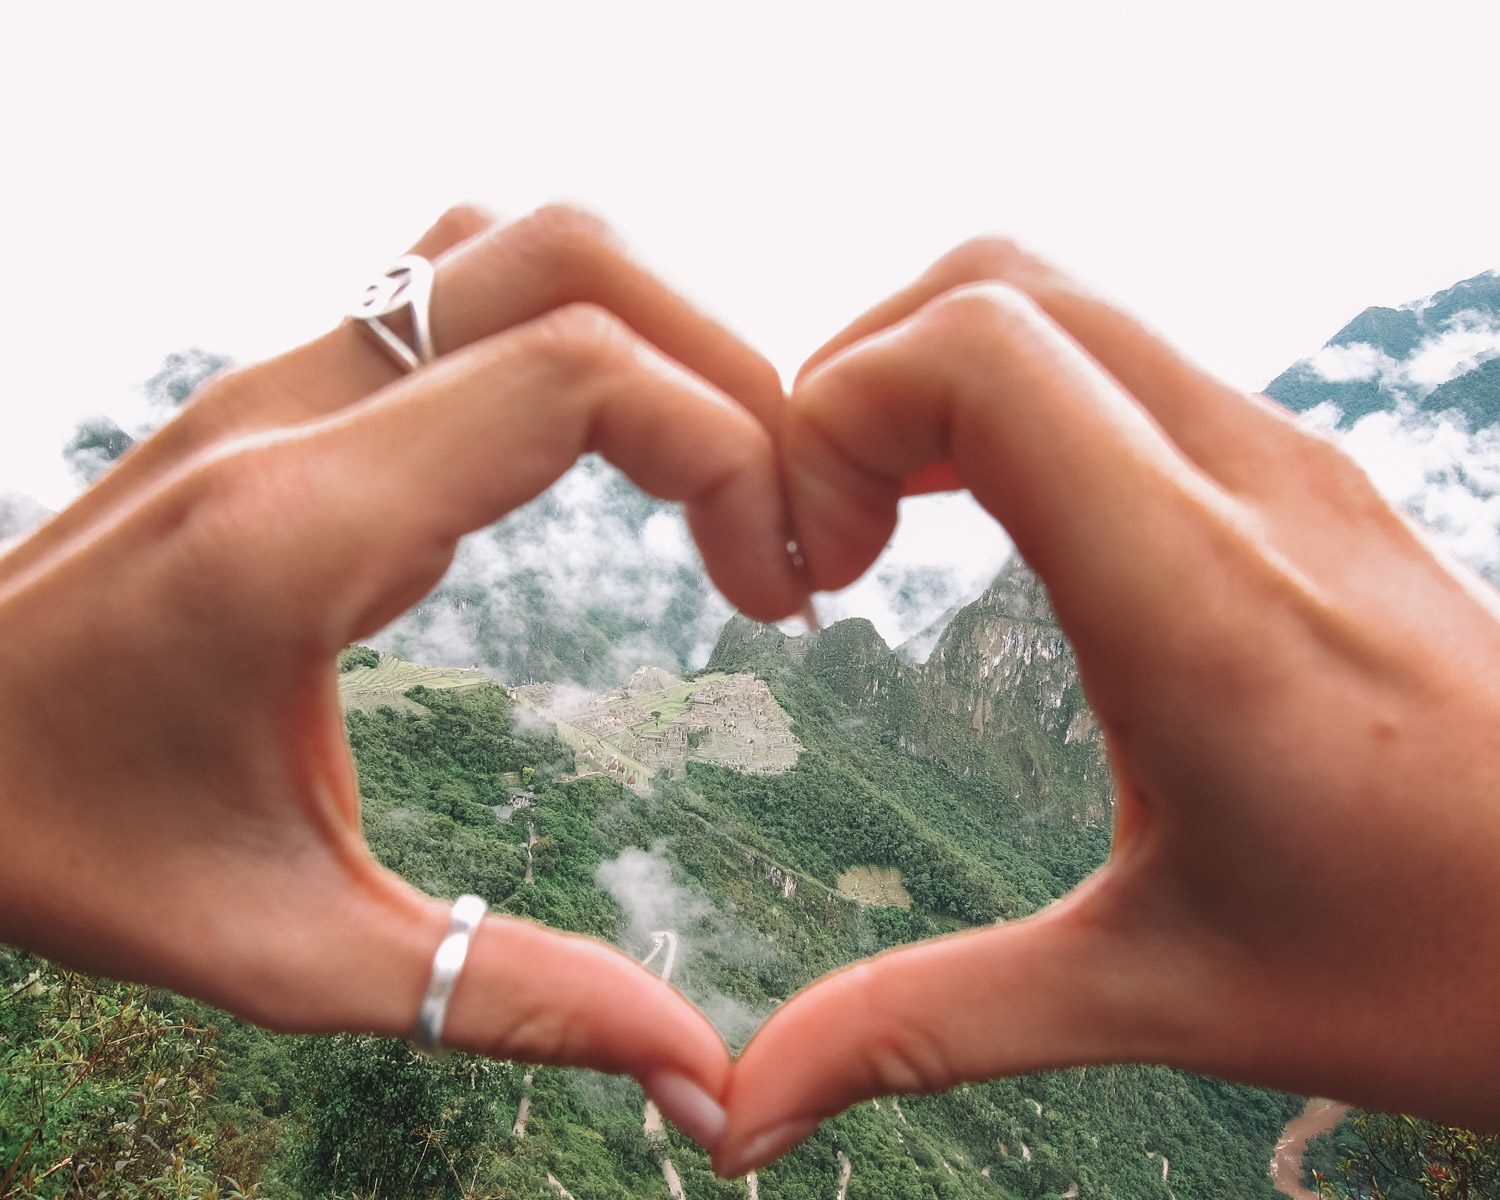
top-left (370, 460), bottom-right (1001, 690)
top-left (47, 269), bottom-right (1500, 694)
top-left (1264, 270), bottom-right (1500, 429)
top-left (14, 274), bottom-right (1498, 1197)
top-left (59, 349), bottom-right (231, 485)
top-left (710, 557), bottom-right (1111, 830)
top-left (0, 604), bottom-right (1292, 1200)
top-left (374, 456), bottom-right (739, 688)
top-left (1263, 270), bottom-right (1500, 589)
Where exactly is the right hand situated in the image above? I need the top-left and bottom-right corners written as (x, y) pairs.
top-left (716, 238), bottom-right (1500, 1176)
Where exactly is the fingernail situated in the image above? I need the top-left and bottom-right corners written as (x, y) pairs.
top-left (645, 1071), bottom-right (727, 1150)
top-left (718, 1118), bottom-right (820, 1178)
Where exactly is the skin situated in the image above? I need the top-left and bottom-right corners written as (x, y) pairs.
top-left (0, 205), bottom-right (803, 1141)
top-left (3, 211), bottom-right (1499, 1174)
top-left (714, 240), bottom-right (1500, 1176)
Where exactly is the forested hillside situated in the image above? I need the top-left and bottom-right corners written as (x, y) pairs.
top-left (2, 642), bottom-right (1301, 1198)
top-left (6, 270), bottom-right (1499, 1198)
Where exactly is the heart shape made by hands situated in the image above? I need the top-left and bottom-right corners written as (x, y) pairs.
top-left (3, 209), bottom-right (1492, 1181)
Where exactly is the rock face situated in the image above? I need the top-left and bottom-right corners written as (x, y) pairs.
top-left (710, 557), bottom-right (1113, 827)
top-left (925, 562), bottom-right (1100, 751)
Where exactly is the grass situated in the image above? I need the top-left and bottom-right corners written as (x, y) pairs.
top-left (337, 655), bottom-right (492, 714)
top-left (836, 865), bottom-right (914, 909)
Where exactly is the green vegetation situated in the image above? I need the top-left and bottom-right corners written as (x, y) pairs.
top-left (336, 645), bottom-right (381, 673)
top-left (836, 865), bottom-right (913, 908)
top-left (20, 294), bottom-right (1495, 1197)
top-left (623, 674), bottom-right (726, 731)
top-left (4, 651), bottom-right (1307, 1198)
top-left (337, 656), bottom-right (491, 715)
top-left (1263, 270), bottom-right (1500, 431)
top-left (1305, 1111), bottom-right (1500, 1200)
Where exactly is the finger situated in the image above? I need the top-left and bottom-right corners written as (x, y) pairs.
top-left (221, 870), bottom-right (733, 1152)
top-left (0, 205), bottom-right (503, 585)
top-left (291, 202), bottom-right (784, 433)
top-left (797, 237), bottom-right (1301, 491)
top-left (900, 461), bottom-right (962, 496)
top-left (785, 283), bottom-right (1242, 651)
top-left (715, 885), bottom-right (1169, 1177)
top-left (212, 303), bottom-right (805, 628)
top-left (401, 200), bottom-right (502, 259)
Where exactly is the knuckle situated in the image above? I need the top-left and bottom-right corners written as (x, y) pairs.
top-left (431, 201), bottom-right (495, 245)
top-left (195, 436), bottom-right (289, 505)
top-left (846, 964), bottom-right (955, 1096)
top-left (491, 995), bottom-right (577, 1066)
top-left (172, 438), bottom-right (308, 565)
top-left (515, 202), bottom-right (621, 277)
top-left (163, 362), bottom-right (252, 437)
top-left (922, 281), bottom-right (1041, 344)
top-left (525, 302), bottom-right (633, 377)
top-left (181, 359), bottom-right (249, 410)
top-left (1285, 427), bottom-right (1386, 517)
top-left (936, 234), bottom-right (1054, 288)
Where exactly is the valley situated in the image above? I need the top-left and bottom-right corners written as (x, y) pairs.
top-left (14, 271), bottom-right (1500, 1198)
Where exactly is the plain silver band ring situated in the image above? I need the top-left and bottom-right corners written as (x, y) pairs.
top-left (413, 893), bottom-right (487, 1057)
top-left (349, 253), bottom-right (437, 373)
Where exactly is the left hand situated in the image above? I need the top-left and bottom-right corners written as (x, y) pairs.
top-left (0, 204), bottom-right (805, 1143)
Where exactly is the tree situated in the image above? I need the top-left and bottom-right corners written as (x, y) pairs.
top-left (290, 1035), bottom-right (513, 1199)
top-left (1315, 1112), bottom-right (1500, 1200)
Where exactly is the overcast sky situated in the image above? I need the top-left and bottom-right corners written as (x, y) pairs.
top-left (3, 1), bottom-right (1498, 621)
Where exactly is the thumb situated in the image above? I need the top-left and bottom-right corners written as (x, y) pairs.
top-left (714, 878), bottom-right (1172, 1177)
top-left (219, 867), bottom-right (733, 1153)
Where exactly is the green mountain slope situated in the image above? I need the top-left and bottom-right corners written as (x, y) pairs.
top-left (26, 267), bottom-right (1500, 1195)
top-left (2, 628), bottom-right (1300, 1198)
top-left (1264, 270), bottom-right (1500, 429)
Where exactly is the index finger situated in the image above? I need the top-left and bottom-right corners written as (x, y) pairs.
top-left (798, 237), bottom-right (1299, 494)
top-left (295, 204), bottom-right (784, 433)
top-left (787, 282), bottom-right (1246, 669)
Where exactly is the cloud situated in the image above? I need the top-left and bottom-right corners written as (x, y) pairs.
top-left (0, 490), bottom-right (49, 548)
top-left (1402, 312), bottom-right (1500, 392)
top-left (595, 845), bottom-right (716, 951)
top-left (1306, 341), bottom-right (1396, 384)
top-left (373, 456), bottom-right (1009, 684)
top-left (805, 491), bottom-right (1012, 652)
top-left (371, 457), bottom-right (737, 685)
top-left (1308, 310), bottom-right (1500, 401)
top-left (594, 844), bottom-right (775, 1047)
top-left (1337, 406), bottom-right (1500, 582)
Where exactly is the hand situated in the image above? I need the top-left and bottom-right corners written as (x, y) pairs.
top-left (716, 239), bottom-right (1500, 1175)
top-left (0, 205), bottom-right (807, 1147)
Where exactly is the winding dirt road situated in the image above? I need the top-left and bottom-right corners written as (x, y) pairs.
top-left (512, 1071), bottom-right (535, 1139)
top-left (1271, 1098), bottom-right (1350, 1200)
top-left (641, 932), bottom-right (687, 1200)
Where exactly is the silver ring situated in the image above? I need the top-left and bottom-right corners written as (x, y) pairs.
top-left (349, 253), bottom-right (436, 373)
top-left (413, 893), bottom-right (487, 1057)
